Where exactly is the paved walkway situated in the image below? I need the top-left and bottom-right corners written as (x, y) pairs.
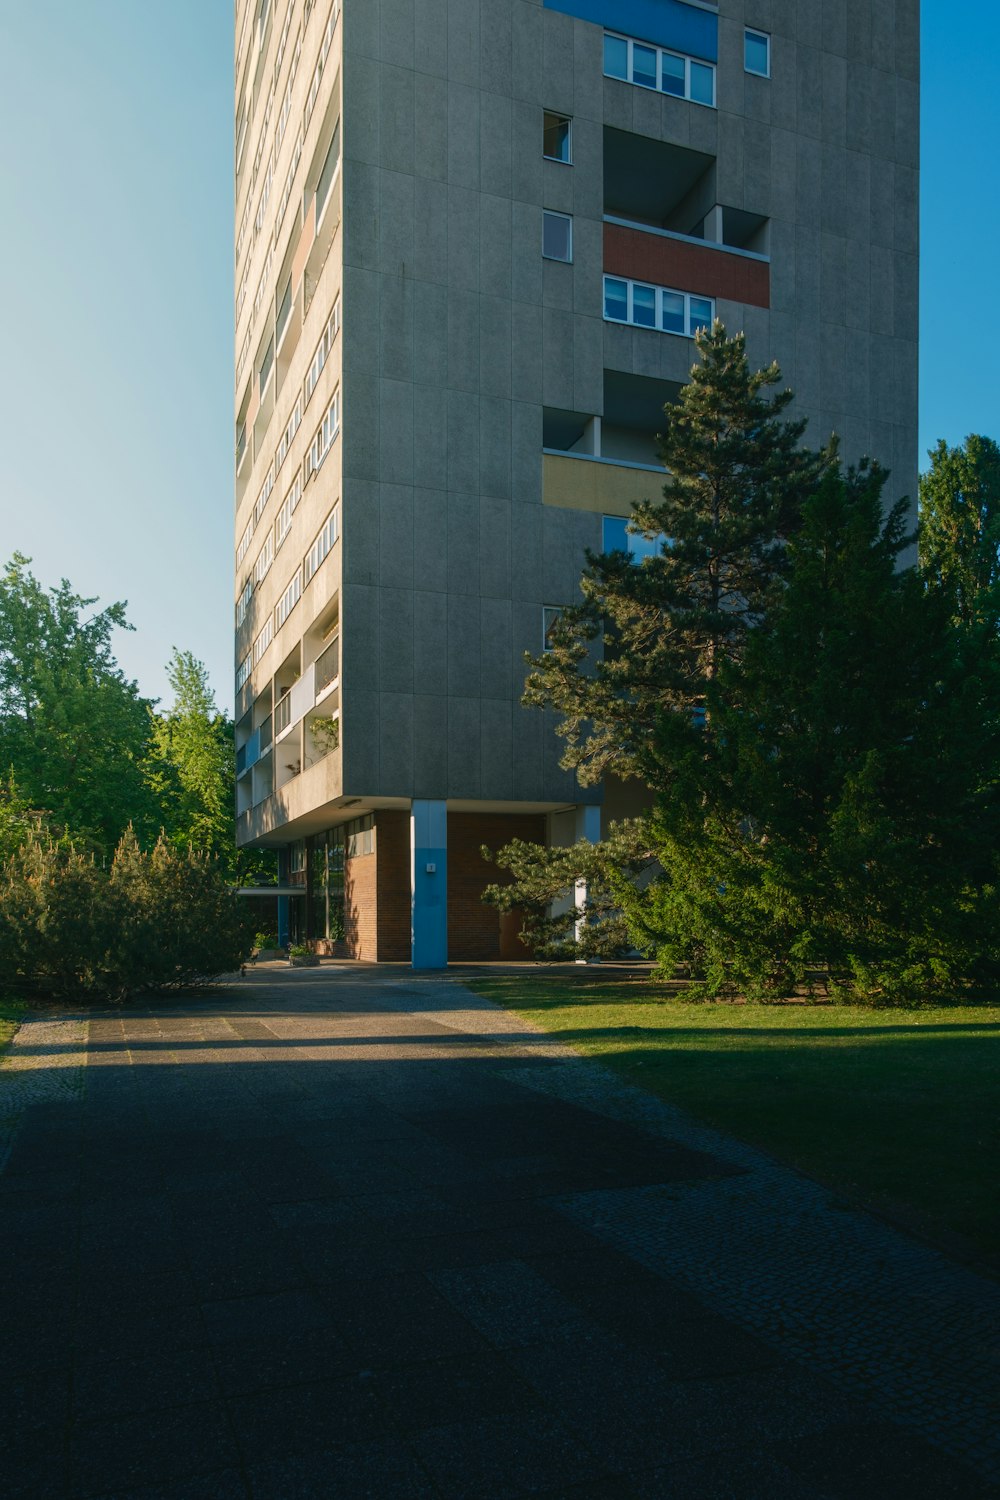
top-left (1, 965), bottom-right (997, 1499)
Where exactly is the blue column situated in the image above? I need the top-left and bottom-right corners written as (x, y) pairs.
top-left (411, 800), bottom-right (448, 970)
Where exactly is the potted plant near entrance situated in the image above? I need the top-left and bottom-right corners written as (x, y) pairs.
top-left (288, 943), bottom-right (320, 967)
top-left (253, 932), bottom-right (286, 961)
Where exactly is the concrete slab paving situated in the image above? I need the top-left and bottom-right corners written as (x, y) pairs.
top-left (0, 963), bottom-right (997, 1499)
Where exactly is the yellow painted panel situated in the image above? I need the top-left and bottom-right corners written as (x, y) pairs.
top-left (542, 454), bottom-right (663, 515)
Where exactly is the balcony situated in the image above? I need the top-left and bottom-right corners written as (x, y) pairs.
top-left (604, 217), bottom-right (770, 310)
top-left (543, 452), bottom-right (664, 517)
top-left (274, 663), bottom-right (318, 743)
top-left (315, 635), bottom-right (340, 700)
top-left (235, 713), bottom-right (273, 777)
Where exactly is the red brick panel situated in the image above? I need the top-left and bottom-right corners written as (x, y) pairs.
top-left (447, 813), bottom-right (546, 962)
top-left (604, 222), bottom-right (770, 309)
top-left (376, 811), bottom-right (412, 962)
top-left (344, 848), bottom-right (377, 961)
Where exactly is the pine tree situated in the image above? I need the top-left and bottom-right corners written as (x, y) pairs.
top-left (523, 323), bottom-right (835, 786)
top-left (919, 435), bottom-right (1000, 629)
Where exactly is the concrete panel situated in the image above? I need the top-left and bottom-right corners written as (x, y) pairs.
top-left (379, 377), bottom-right (415, 485)
top-left (341, 687), bottom-right (380, 795)
top-left (413, 73), bottom-right (449, 183)
top-left (480, 597), bottom-right (513, 699)
top-left (447, 592), bottom-right (481, 698)
top-left (378, 483), bottom-right (415, 590)
top-left (446, 491), bottom-right (481, 594)
top-left (542, 9), bottom-right (575, 118)
top-left (412, 697), bottom-right (449, 799)
top-left (380, 64), bottom-right (416, 175)
top-left (414, 0), bottom-right (449, 77)
top-left (342, 480), bottom-right (381, 588)
top-left (446, 389), bottom-right (481, 493)
top-left (413, 383), bottom-right (449, 491)
top-left (481, 4), bottom-right (514, 101)
top-left (448, 83), bottom-right (481, 189)
top-left (511, 201), bottom-right (543, 303)
top-left (480, 493), bottom-right (511, 597)
top-left (380, 273), bottom-right (415, 384)
top-left (481, 92), bottom-right (513, 200)
top-left (480, 297), bottom-right (513, 400)
top-left (512, 402), bottom-right (544, 506)
top-left (447, 696), bottom-right (482, 796)
top-left (510, 499), bottom-right (544, 599)
top-left (379, 170), bottom-right (416, 273)
top-left (413, 586), bottom-right (449, 695)
top-left (379, 690), bottom-right (414, 794)
top-left (481, 697), bottom-right (514, 800)
top-left (342, 160), bottom-right (380, 270)
top-left (342, 582), bottom-right (381, 695)
top-left (511, 2), bottom-right (545, 109)
top-left (447, 186), bottom-right (481, 293)
top-left (447, 0), bottom-right (481, 88)
top-left (342, 266), bottom-right (381, 376)
top-left (346, 54), bottom-right (381, 168)
top-left (413, 177), bottom-right (450, 283)
top-left (379, 587), bottom-right (416, 693)
top-left (480, 397), bottom-right (513, 500)
top-left (448, 288), bottom-right (480, 393)
top-left (342, 371), bottom-right (380, 481)
top-left (413, 488), bottom-right (449, 593)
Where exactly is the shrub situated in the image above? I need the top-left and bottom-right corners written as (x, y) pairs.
top-left (0, 828), bottom-right (253, 1002)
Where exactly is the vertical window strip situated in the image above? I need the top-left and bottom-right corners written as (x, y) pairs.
top-left (275, 468), bottom-right (303, 549)
top-left (275, 393), bottom-right (302, 473)
top-left (275, 566), bottom-right (303, 628)
top-left (253, 464), bottom-right (275, 527)
top-left (303, 504), bottom-right (340, 583)
top-left (237, 651), bottom-right (252, 691)
top-left (305, 297), bottom-right (341, 404)
top-left (252, 617), bottom-right (273, 666)
top-left (253, 530), bottom-right (274, 588)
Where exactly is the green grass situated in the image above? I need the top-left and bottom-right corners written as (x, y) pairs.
top-left (0, 997), bottom-right (25, 1059)
top-left (470, 974), bottom-right (1000, 1260)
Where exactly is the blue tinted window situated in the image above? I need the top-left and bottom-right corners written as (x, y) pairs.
top-left (689, 297), bottom-right (713, 335)
top-left (660, 51), bottom-right (685, 96)
top-left (633, 284), bottom-right (656, 327)
top-left (604, 277), bottom-right (628, 322)
top-left (661, 291), bottom-right (685, 334)
top-left (745, 29), bottom-right (770, 77)
top-left (603, 33), bottom-right (627, 79)
top-left (633, 43), bottom-right (657, 88)
top-left (603, 516), bottom-right (629, 554)
top-left (690, 60), bottom-right (714, 106)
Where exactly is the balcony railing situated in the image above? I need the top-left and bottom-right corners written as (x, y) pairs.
top-left (274, 691), bottom-right (292, 738)
top-left (315, 635), bottom-right (339, 697)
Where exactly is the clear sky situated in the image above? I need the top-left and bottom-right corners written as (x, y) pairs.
top-left (0, 3), bottom-right (996, 712)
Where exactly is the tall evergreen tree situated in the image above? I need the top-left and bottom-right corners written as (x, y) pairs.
top-left (525, 323), bottom-right (834, 785)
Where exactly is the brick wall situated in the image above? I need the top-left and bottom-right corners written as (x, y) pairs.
top-left (604, 222), bottom-right (770, 309)
top-left (447, 813), bottom-right (546, 962)
top-left (343, 844), bottom-right (377, 961)
top-left (375, 811), bottom-right (411, 961)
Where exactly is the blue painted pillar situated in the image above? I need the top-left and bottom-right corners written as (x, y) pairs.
top-left (277, 847), bottom-right (291, 949)
top-left (574, 804), bottom-right (602, 957)
top-left (411, 800), bottom-right (448, 970)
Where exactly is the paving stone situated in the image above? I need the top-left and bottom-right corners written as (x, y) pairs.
top-left (374, 1351), bottom-right (540, 1431)
top-left (68, 1403), bottom-right (238, 1498)
top-left (225, 1377), bottom-right (386, 1464)
top-left (72, 1346), bottom-right (220, 1420)
top-left (412, 1412), bottom-right (602, 1499)
top-left (248, 1439), bottom-right (437, 1498)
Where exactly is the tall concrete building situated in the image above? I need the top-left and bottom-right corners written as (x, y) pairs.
top-left (233, 0), bottom-right (919, 964)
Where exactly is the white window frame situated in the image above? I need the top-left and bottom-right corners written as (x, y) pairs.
top-left (542, 606), bottom-right (563, 652)
top-left (236, 651), bottom-right (252, 691)
top-left (603, 31), bottom-right (716, 109)
top-left (275, 566), bottom-right (302, 629)
top-left (744, 29), bottom-right (771, 78)
top-left (253, 463), bottom-right (275, 528)
top-left (603, 274), bottom-right (715, 340)
top-left (304, 505), bottom-right (340, 584)
top-left (275, 468), bottom-right (303, 550)
top-left (252, 617), bottom-right (273, 666)
top-left (253, 530), bottom-right (274, 588)
top-left (305, 388), bottom-right (340, 479)
top-left (236, 520), bottom-right (253, 568)
top-left (305, 298), bottom-right (341, 405)
top-left (543, 112), bottom-right (572, 165)
top-left (236, 577), bottom-right (253, 627)
top-left (275, 392), bottom-right (302, 473)
top-left (543, 210), bottom-right (573, 263)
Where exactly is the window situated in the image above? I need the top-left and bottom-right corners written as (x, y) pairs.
top-left (315, 121), bottom-right (341, 226)
top-left (305, 0), bottom-right (340, 125)
top-left (236, 651), bottom-right (252, 691)
top-left (275, 468), bottom-right (303, 549)
top-left (253, 531), bottom-right (274, 588)
top-left (304, 505), bottom-right (340, 583)
top-left (543, 211), bottom-right (572, 263)
top-left (603, 515), bottom-right (669, 563)
top-left (603, 275), bottom-right (714, 339)
top-left (237, 519), bottom-right (253, 568)
top-left (346, 815), bottom-right (374, 858)
top-left (745, 29), bottom-right (770, 78)
top-left (275, 393), bottom-right (302, 473)
top-left (305, 298), bottom-right (340, 404)
top-left (236, 577), bottom-right (253, 627)
top-left (543, 112), bottom-right (572, 164)
top-left (252, 617), bottom-right (273, 667)
top-left (259, 336), bottom-right (274, 397)
top-left (276, 125), bottom-right (303, 229)
top-left (542, 606), bottom-right (563, 652)
top-left (275, 567), bottom-right (302, 628)
top-left (305, 389), bottom-right (340, 478)
top-left (276, 276), bottom-right (293, 351)
top-left (253, 464), bottom-right (275, 527)
top-left (603, 31), bottom-right (716, 108)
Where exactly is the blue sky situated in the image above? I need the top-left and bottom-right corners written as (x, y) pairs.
top-left (0, 2), bottom-right (996, 710)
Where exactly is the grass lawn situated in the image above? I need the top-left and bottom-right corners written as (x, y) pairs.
top-left (0, 997), bottom-right (24, 1059)
top-left (469, 973), bottom-right (1000, 1261)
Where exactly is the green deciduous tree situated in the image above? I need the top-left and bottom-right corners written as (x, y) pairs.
top-left (0, 555), bottom-right (157, 855)
top-left (919, 435), bottom-right (1000, 628)
top-left (145, 649), bottom-right (236, 867)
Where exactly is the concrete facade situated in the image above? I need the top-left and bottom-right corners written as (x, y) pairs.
top-left (232, 0), bottom-right (919, 962)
